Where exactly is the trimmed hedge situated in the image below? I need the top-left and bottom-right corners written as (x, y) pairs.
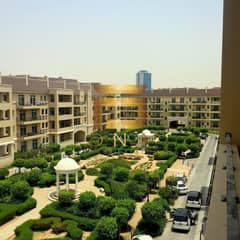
top-left (40, 202), bottom-right (97, 231)
top-left (0, 197), bottom-right (36, 226)
top-left (94, 179), bottom-right (111, 195)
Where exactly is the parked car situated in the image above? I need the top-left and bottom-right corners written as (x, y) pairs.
top-left (200, 133), bottom-right (208, 139)
top-left (176, 172), bottom-right (187, 183)
top-left (173, 180), bottom-right (188, 194)
top-left (132, 235), bottom-right (153, 240)
top-left (172, 208), bottom-right (198, 232)
top-left (186, 191), bottom-right (202, 209)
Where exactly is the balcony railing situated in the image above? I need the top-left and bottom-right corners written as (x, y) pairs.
top-left (17, 130), bottom-right (45, 138)
top-left (18, 102), bottom-right (48, 107)
top-left (17, 116), bottom-right (47, 122)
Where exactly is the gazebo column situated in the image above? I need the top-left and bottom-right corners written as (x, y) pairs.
top-left (75, 171), bottom-right (78, 195)
top-left (56, 172), bottom-right (60, 196)
top-left (66, 173), bottom-right (69, 191)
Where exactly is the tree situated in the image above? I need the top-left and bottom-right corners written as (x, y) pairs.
top-left (125, 180), bottom-right (147, 201)
top-left (159, 186), bottom-right (178, 205)
top-left (58, 190), bottom-right (74, 207)
top-left (114, 167), bottom-right (129, 182)
top-left (111, 207), bottom-right (129, 230)
top-left (96, 217), bottom-right (118, 240)
top-left (141, 201), bottom-right (166, 224)
top-left (165, 176), bottom-right (177, 187)
top-left (131, 170), bottom-right (149, 184)
top-left (10, 181), bottom-right (30, 200)
top-left (79, 191), bottom-right (97, 210)
top-left (98, 196), bottom-right (116, 216)
top-left (0, 168), bottom-right (9, 180)
top-left (116, 198), bottom-right (136, 218)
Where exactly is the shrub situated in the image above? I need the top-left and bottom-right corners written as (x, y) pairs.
top-left (52, 221), bottom-right (65, 234)
top-left (40, 202), bottom-right (97, 231)
top-left (98, 196), bottom-right (116, 216)
top-left (59, 190), bottom-right (74, 207)
top-left (154, 151), bottom-right (173, 160)
top-left (65, 147), bottom-right (73, 156)
top-left (39, 173), bottom-right (55, 187)
top-left (167, 142), bottom-right (176, 152)
top-left (0, 205), bottom-right (17, 225)
top-left (116, 198), bottom-right (136, 218)
top-left (111, 207), bottom-right (129, 229)
top-left (176, 144), bottom-right (188, 156)
top-left (95, 217), bottom-right (118, 240)
top-left (26, 168), bottom-right (42, 186)
top-left (79, 191), bottom-right (97, 210)
top-left (94, 178), bottom-right (111, 195)
top-left (0, 168), bottom-right (9, 180)
top-left (114, 167), bottom-right (129, 182)
top-left (86, 168), bottom-right (99, 176)
top-left (167, 136), bottom-right (176, 142)
top-left (0, 179), bottom-right (11, 200)
top-left (16, 197), bottom-right (37, 215)
top-left (131, 170), bottom-right (149, 184)
top-left (125, 180), bottom-right (148, 201)
top-left (100, 163), bottom-right (113, 176)
top-left (46, 144), bottom-right (60, 153)
top-left (65, 220), bottom-right (83, 240)
top-left (53, 152), bottom-right (62, 160)
top-left (11, 181), bottom-right (30, 200)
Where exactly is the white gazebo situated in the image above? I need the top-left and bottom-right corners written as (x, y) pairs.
top-left (137, 129), bottom-right (155, 148)
top-left (54, 156), bottom-right (80, 197)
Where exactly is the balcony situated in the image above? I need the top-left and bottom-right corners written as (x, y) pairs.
top-left (17, 102), bottom-right (48, 108)
top-left (17, 130), bottom-right (45, 139)
top-left (17, 116), bottom-right (48, 124)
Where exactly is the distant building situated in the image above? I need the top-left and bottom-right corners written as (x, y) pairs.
top-left (136, 70), bottom-right (151, 90)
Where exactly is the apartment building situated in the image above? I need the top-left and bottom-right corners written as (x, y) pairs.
top-left (1, 75), bottom-right (94, 154)
top-left (146, 87), bottom-right (220, 130)
top-left (93, 84), bottom-right (147, 130)
top-left (0, 80), bottom-right (16, 168)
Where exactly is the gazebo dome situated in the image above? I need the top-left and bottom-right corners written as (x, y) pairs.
top-left (142, 129), bottom-right (152, 137)
top-left (54, 157), bottom-right (80, 173)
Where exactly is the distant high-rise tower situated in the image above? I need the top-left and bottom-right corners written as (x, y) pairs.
top-left (136, 70), bottom-right (151, 90)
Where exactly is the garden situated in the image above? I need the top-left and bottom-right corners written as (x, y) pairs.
top-left (0, 125), bottom-right (208, 239)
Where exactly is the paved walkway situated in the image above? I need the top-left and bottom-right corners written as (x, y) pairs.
top-left (0, 173), bottom-right (102, 240)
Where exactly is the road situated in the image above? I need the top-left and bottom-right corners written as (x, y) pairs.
top-left (154, 134), bottom-right (218, 240)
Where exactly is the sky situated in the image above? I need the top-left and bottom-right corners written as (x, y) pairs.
top-left (0, 0), bottom-right (223, 89)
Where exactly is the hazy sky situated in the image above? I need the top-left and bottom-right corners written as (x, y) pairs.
top-left (0, 0), bottom-right (223, 89)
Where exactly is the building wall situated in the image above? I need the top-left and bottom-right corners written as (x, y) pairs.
top-left (220, 0), bottom-right (240, 146)
top-left (1, 75), bottom-right (94, 156)
top-left (0, 84), bottom-right (15, 167)
top-left (94, 84), bottom-right (147, 130)
top-left (147, 93), bottom-right (220, 130)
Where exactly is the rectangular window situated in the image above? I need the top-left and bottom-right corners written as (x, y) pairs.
top-left (20, 110), bottom-right (26, 121)
top-left (18, 95), bottom-right (25, 106)
top-left (32, 110), bottom-right (37, 120)
top-left (30, 95), bottom-right (36, 105)
top-left (32, 139), bottom-right (38, 150)
top-left (32, 124), bottom-right (37, 134)
top-left (50, 95), bottom-right (55, 102)
top-left (20, 141), bottom-right (27, 152)
top-left (20, 126), bottom-right (26, 136)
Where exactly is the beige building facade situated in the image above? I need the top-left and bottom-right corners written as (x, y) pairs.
top-left (146, 88), bottom-right (220, 130)
top-left (1, 75), bottom-right (94, 156)
top-left (0, 80), bottom-right (16, 168)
